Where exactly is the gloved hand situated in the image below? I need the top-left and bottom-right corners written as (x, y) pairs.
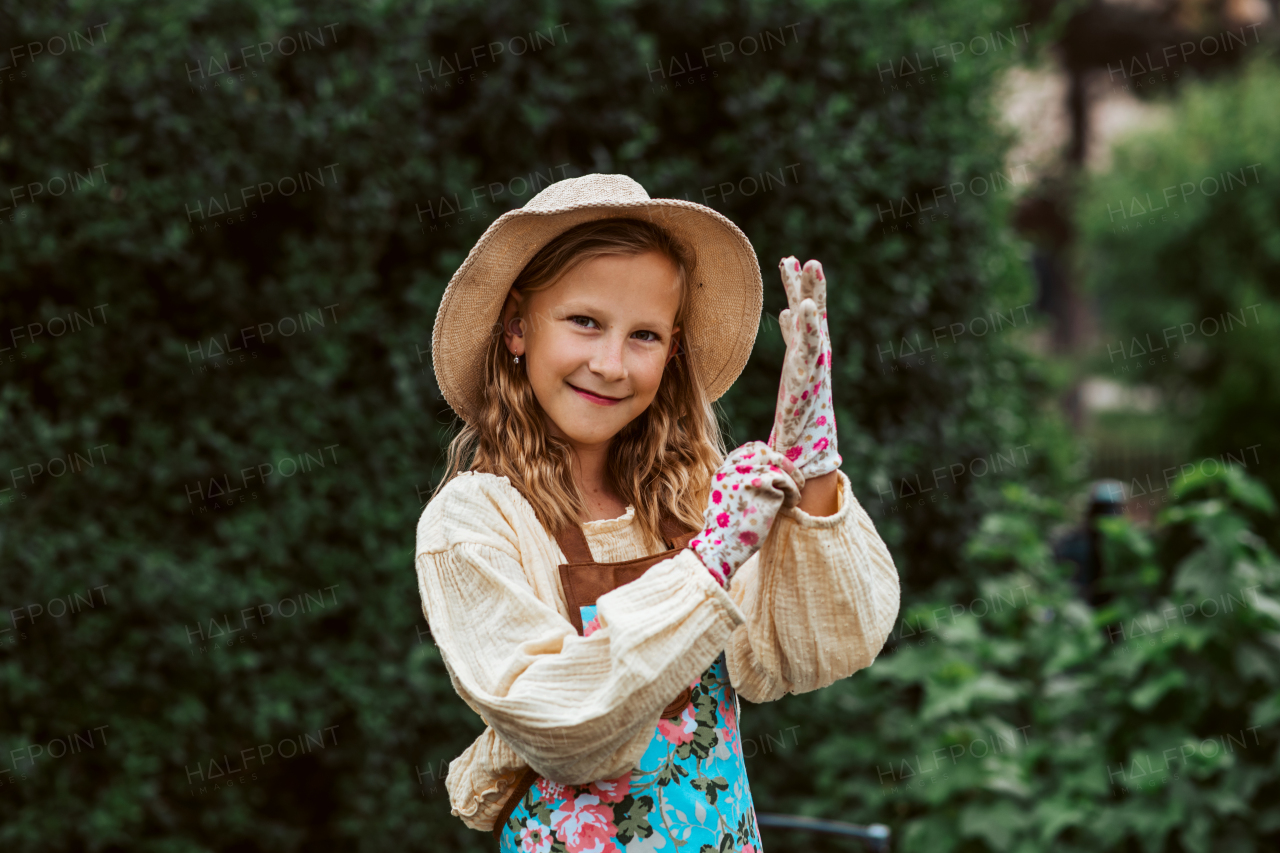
top-left (689, 441), bottom-right (804, 588)
top-left (767, 257), bottom-right (841, 479)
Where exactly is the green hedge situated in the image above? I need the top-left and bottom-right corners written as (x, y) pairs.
top-left (0, 0), bottom-right (1061, 849)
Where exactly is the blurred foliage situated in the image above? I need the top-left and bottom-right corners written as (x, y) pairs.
top-left (743, 467), bottom-right (1280, 852)
top-left (0, 0), bottom-right (1081, 849)
top-left (1077, 55), bottom-right (1280, 543)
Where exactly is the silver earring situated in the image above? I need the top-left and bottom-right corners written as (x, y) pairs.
top-left (513, 355), bottom-right (520, 364)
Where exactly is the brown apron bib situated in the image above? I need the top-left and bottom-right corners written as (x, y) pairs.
top-left (491, 511), bottom-right (700, 839)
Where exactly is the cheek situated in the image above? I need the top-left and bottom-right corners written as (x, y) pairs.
top-left (632, 354), bottom-right (669, 399)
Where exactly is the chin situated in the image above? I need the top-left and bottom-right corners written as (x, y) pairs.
top-left (562, 424), bottom-right (626, 445)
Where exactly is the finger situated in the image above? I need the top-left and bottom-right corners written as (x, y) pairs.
top-left (778, 256), bottom-right (802, 314)
top-left (778, 308), bottom-right (793, 348)
top-left (783, 306), bottom-right (815, 381)
top-left (802, 259), bottom-right (827, 316)
top-left (797, 299), bottom-right (821, 357)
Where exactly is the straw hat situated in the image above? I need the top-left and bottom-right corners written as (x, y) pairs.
top-left (431, 173), bottom-right (763, 425)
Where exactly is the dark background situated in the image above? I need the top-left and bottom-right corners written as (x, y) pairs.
top-left (2, 0), bottom-right (1278, 850)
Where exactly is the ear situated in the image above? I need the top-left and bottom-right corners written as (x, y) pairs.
top-left (500, 290), bottom-right (526, 357)
top-left (665, 326), bottom-right (682, 365)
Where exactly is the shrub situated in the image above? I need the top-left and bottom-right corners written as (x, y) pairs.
top-left (0, 0), bottom-right (1058, 849)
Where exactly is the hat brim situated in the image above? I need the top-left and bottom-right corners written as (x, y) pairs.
top-left (431, 198), bottom-right (762, 425)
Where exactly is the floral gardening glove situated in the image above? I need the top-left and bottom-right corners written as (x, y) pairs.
top-left (689, 441), bottom-right (804, 588)
top-left (767, 257), bottom-right (842, 479)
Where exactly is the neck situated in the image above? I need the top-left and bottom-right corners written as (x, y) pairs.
top-left (568, 437), bottom-right (631, 522)
top-left (571, 440), bottom-right (613, 501)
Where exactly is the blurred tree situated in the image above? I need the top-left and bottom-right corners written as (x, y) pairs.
top-left (1078, 57), bottom-right (1280, 547)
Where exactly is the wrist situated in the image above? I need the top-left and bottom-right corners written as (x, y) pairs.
top-left (796, 469), bottom-right (840, 516)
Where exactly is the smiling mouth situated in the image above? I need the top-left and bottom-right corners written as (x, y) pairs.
top-left (567, 383), bottom-right (626, 403)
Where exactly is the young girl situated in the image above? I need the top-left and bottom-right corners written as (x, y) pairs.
top-left (416, 173), bottom-right (899, 852)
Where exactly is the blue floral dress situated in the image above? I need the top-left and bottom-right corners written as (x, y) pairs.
top-left (499, 603), bottom-right (763, 853)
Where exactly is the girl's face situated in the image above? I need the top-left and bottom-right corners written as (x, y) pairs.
top-left (503, 251), bottom-right (682, 449)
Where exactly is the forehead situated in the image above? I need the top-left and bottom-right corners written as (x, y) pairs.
top-left (535, 252), bottom-right (681, 324)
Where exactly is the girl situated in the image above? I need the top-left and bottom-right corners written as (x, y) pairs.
top-left (416, 173), bottom-right (899, 852)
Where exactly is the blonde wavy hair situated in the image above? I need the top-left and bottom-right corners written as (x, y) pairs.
top-left (433, 218), bottom-right (728, 549)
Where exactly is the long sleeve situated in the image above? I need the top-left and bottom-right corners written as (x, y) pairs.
top-left (415, 473), bottom-right (746, 793)
top-left (724, 469), bottom-right (900, 703)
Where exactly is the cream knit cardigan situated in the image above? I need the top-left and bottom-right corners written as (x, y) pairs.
top-left (414, 468), bottom-right (900, 832)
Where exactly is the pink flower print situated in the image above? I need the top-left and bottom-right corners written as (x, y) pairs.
top-left (738, 530), bottom-right (759, 547)
top-left (816, 352), bottom-right (825, 367)
top-left (716, 695), bottom-right (741, 755)
top-left (658, 705), bottom-right (697, 745)
top-left (711, 489), bottom-right (723, 504)
top-left (519, 819), bottom-right (553, 853)
top-left (735, 464), bottom-right (752, 474)
top-left (535, 778), bottom-right (569, 806)
top-left (715, 472), bottom-right (726, 481)
top-left (815, 415), bottom-right (828, 426)
top-left (785, 446), bottom-right (803, 462)
top-left (814, 437), bottom-right (829, 452)
top-left (550, 793), bottom-right (621, 853)
top-left (716, 511), bottom-right (730, 528)
top-left (588, 771), bottom-right (631, 804)
top-left (800, 390), bottom-right (809, 400)
top-left (750, 477), bottom-right (762, 487)
top-left (583, 614), bottom-right (602, 638)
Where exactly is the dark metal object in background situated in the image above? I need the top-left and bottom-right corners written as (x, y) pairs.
top-left (756, 813), bottom-right (892, 852)
top-left (1054, 478), bottom-right (1127, 607)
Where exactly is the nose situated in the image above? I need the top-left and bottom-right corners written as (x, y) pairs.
top-left (588, 331), bottom-right (628, 383)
